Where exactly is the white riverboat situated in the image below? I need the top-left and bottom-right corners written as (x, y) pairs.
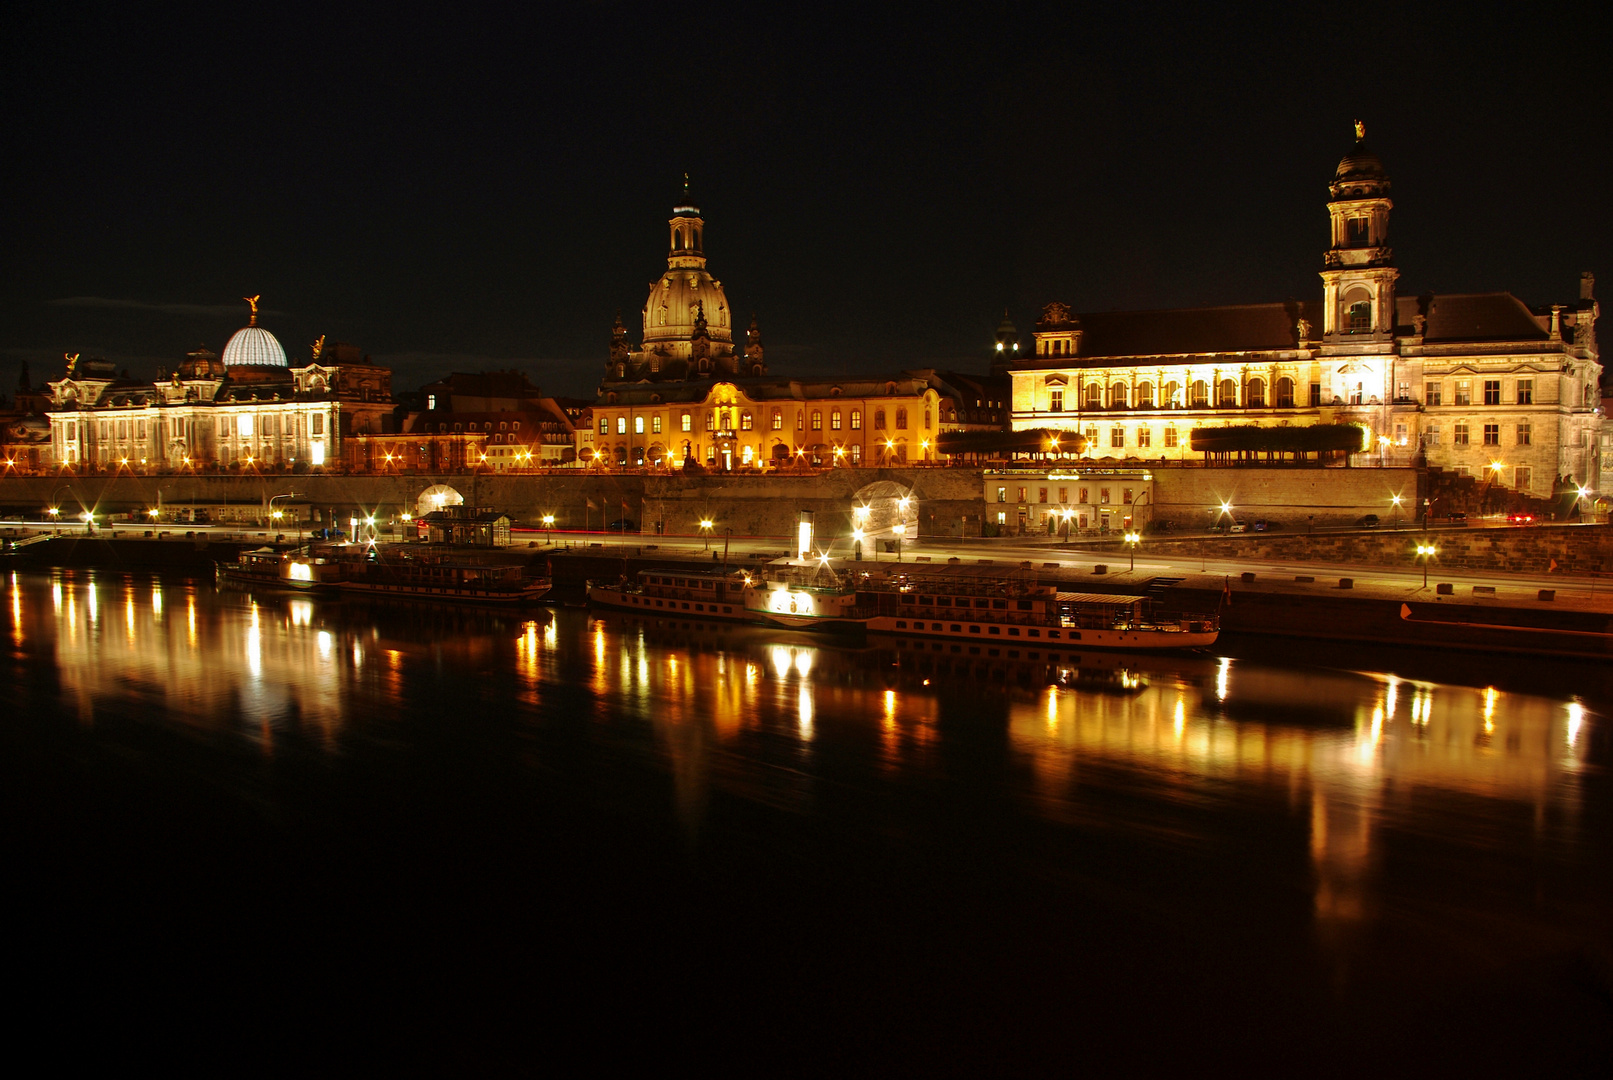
top-left (217, 546), bottom-right (346, 592)
top-left (741, 565), bottom-right (867, 632)
top-left (857, 571), bottom-right (1218, 651)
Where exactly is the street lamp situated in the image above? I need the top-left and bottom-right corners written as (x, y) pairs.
top-left (1061, 506), bottom-right (1075, 540)
top-left (1416, 542), bottom-right (1437, 588)
top-left (542, 513), bottom-right (555, 546)
top-left (1124, 530), bottom-right (1141, 571)
top-left (852, 527), bottom-right (864, 561)
top-left (700, 518), bottom-right (714, 551)
top-left (893, 521), bottom-right (905, 562)
top-left (1391, 494), bottom-right (1403, 529)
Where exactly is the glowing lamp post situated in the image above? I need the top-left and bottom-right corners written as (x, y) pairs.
top-left (852, 527), bottom-right (864, 562)
top-left (1416, 542), bottom-right (1437, 588)
top-left (700, 518), bottom-right (714, 551)
top-left (542, 514), bottom-right (555, 547)
top-left (1124, 530), bottom-right (1141, 571)
top-left (1391, 494), bottom-right (1403, 529)
top-left (893, 522), bottom-right (905, 563)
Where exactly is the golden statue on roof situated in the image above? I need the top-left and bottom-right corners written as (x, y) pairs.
top-left (243, 295), bottom-right (261, 325)
top-left (1354, 119), bottom-right (1365, 141)
top-left (311, 334), bottom-right (326, 360)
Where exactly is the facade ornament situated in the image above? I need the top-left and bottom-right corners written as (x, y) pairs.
top-left (1295, 318), bottom-right (1311, 343)
top-left (1354, 119), bottom-right (1365, 141)
top-left (243, 295), bottom-right (261, 326)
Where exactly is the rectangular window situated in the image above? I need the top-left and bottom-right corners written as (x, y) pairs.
top-left (1483, 424), bottom-right (1499, 446)
top-left (634, 416), bottom-right (644, 434)
top-left (617, 417), bottom-right (627, 435)
top-left (1079, 487), bottom-right (1089, 504)
top-left (811, 411), bottom-right (822, 431)
top-left (1038, 488), bottom-right (1048, 503)
top-left (1017, 487), bottom-right (1027, 503)
top-left (741, 412), bottom-right (753, 431)
top-left (1517, 379), bottom-right (1533, 405)
top-left (706, 413), bottom-right (715, 432)
top-left (1483, 380), bottom-right (1501, 406)
top-left (1455, 381), bottom-right (1472, 406)
top-left (652, 415), bottom-right (662, 434)
top-left (1394, 423), bottom-right (1408, 446)
top-left (1050, 389), bottom-right (1064, 412)
top-left (1424, 425), bottom-right (1441, 447)
top-left (1100, 489), bottom-right (1111, 504)
top-left (681, 413), bottom-right (692, 432)
top-left (797, 411), bottom-right (805, 431)
top-left (850, 410), bottom-right (861, 430)
top-left (1425, 381), bottom-right (1442, 406)
top-left (1515, 466), bottom-right (1532, 491)
top-left (1164, 426), bottom-right (1178, 448)
top-left (1111, 426), bottom-right (1125, 448)
top-left (1398, 381), bottom-right (1410, 402)
top-left (850, 444), bottom-right (860, 464)
top-left (1137, 426), bottom-right (1151, 448)
top-left (599, 417), bottom-right (608, 434)
top-left (1452, 423), bottom-right (1469, 446)
top-left (1517, 423), bottom-right (1532, 446)
top-left (831, 410), bottom-right (841, 430)
top-left (312, 414), bottom-right (324, 435)
top-left (1309, 381), bottom-right (1321, 406)
top-left (896, 409), bottom-right (907, 430)
top-left (996, 487), bottom-right (1007, 503)
top-left (1058, 487), bottom-right (1068, 503)
top-left (996, 511), bottom-right (1006, 525)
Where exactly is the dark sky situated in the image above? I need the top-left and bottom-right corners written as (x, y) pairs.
top-left (4, 2), bottom-right (1609, 400)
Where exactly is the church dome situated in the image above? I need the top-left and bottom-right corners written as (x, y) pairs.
top-left (1336, 143), bottom-right (1386, 181)
top-left (642, 267), bottom-right (733, 349)
top-left (221, 295), bottom-right (288, 367)
top-left (222, 325), bottom-right (288, 367)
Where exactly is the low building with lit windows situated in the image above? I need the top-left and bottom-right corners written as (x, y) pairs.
top-left (984, 467), bottom-right (1154, 535)
top-left (350, 371), bottom-right (577, 472)
top-left (43, 299), bottom-right (393, 472)
top-left (1009, 126), bottom-right (1602, 502)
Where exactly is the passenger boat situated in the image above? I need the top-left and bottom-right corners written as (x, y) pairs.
top-left (586, 569), bottom-right (751, 622)
top-left (217, 546), bottom-right (346, 592)
top-left (741, 565), bottom-right (867, 632)
top-left (857, 570), bottom-right (1218, 651)
top-left (340, 554), bottom-right (550, 605)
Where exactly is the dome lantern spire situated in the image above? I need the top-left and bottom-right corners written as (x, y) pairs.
top-left (244, 294), bottom-right (261, 327)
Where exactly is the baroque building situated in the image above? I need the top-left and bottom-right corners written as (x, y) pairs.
top-left (44, 298), bottom-right (393, 471)
top-left (588, 186), bottom-right (983, 470)
top-left (1008, 125), bottom-right (1602, 501)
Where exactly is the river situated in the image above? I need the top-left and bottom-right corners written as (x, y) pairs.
top-left (4, 568), bottom-right (1609, 1071)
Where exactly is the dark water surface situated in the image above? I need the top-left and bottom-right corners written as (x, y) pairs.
top-left (5, 569), bottom-right (1610, 1071)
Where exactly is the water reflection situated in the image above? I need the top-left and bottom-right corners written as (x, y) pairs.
top-left (6, 572), bottom-right (1603, 976)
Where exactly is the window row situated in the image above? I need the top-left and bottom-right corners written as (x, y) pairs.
top-left (1425, 379), bottom-right (1533, 407)
top-left (1426, 422), bottom-right (1534, 447)
top-left (596, 407), bottom-right (935, 436)
top-left (1048, 377), bottom-right (1302, 411)
top-left (996, 486), bottom-right (1137, 505)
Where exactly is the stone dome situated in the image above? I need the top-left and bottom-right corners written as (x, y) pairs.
top-left (222, 324), bottom-right (287, 367)
top-left (642, 267), bottom-right (733, 349)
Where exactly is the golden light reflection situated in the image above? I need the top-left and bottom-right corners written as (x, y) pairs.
top-left (1483, 685), bottom-right (1498, 733)
top-left (246, 604), bottom-right (262, 678)
top-left (1568, 702), bottom-right (1584, 746)
top-left (883, 689), bottom-right (897, 731)
top-left (771, 646), bottom-right (792, 678)
top-left (798, 685), bottom-right (814, 740)
top-left (794, 648), bottom-right (814, 677)
top-left (1384, 680), bottom-right (1398, 718)
top-left (317, 629), bottom-right (332, 659)
top-left (289, 600), bottom-right (312, 627)
top-left (1216, 657), bottom-right (1230, 701)
top-left (11, 582), bottom-right (22, 647)
top-left (85, 583), bottom-right (97, 624)
top-left (1046, 686), bottom-right (1059, 734)
top-left (151, 585), bottom-right (162, 618)
top-left (1174, 697), bottom-right (1185, 737)
top-left (187, 596), bottom-right (196, 647)
top-left (52, 581), bottom-right (61, 612)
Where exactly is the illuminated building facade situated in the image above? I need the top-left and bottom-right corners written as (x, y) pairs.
top-left (350, 371), bottom-right (577, 472)
top-left (43, 300), bottom-right (393, 471)
top-left (1009, 127), bottom-right (1603, 500)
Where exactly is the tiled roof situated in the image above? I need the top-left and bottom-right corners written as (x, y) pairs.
top-left (1397, 293), bottom-right (1549, 343)
top-left (1070, 301), bottom-right (1322, 358)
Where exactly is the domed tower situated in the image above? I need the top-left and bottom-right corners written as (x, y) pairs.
top-left (992, 309), bottom-right (1019, 376)
top-left (221, 295), bottom-right (288, 367)
top-left (1320, 122), bottom-right (1397, 342)
top-left (640, 177), bottom-right (735, 368)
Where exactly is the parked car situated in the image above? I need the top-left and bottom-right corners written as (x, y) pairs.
top-left (605, 518), bottom-right (637, 531)
top-left (1229, 522), bottom-right (1247, 534)
top-left (1448, 511), bottom-right (1467, 526)
top-left (1508, 511), bottom-right (1536, 526)
top-left (1360, 514), bottom-right (1380, 528)
top-left (1252, 519), bottom-right (1267, 532)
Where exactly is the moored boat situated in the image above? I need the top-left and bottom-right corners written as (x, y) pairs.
top-left (587, 569), bottom-right (750, 621)
top-left (741, 565), bottom-right (867, 632)
top-left (340, 554), bottom-right (550, 605)
top-left (217, 546), bottom-right (346, 592)
top-left (857, 570), bottom-right (1218, 651)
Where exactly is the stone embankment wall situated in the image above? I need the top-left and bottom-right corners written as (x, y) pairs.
top-left (1086, 522), bottom-right (1613, 574)
top-left (1150, 466), bottom-right (1422, 530)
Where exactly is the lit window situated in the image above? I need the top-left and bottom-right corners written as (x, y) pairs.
top-left (1425, 381), bottom-right (1442, 406)
top-left (634, 416), bottom-right (644, 434)
top-left (831, 410), bottom-right (842, 430)
top-left (1517, 380), bottom-right (1533, 405)
top-left (851, 410), bottom-right (862, 430)
top-left (1050, 389), bottom-right (1064, 412)
top-left (1483, 380), bottom-right (1501, 406)
top-left (681, 413), bottom-right (692, 432)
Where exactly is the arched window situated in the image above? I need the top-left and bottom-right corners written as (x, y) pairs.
top-left (771, 409), bottom-right (782, 430)
top-left (1085, 383), bottom-right (1103, 408)
top-left (634, 416), bottom-right (644, 434)
top-left (1109, 381), bottom-right (1127, 408)
top-left (1165, 381), bottom-right (1181, 407)
top-left (1275, 377), bottom-right (1295, 408)
top-left (1190, 380), bottom-right (1208, 407)
top-left (741, 411), bottom-right (753, 431)
top-left (895, 408), bottom-right (907, 429)
top-left (1218, 379), bottom-right (1237, 407)
top-left (811, 410), bottom-right (822, 431)
top-left (875, 409), bottom-right (886, 430)
top-left (1136, 381), bottom-right (1154, 408)
top-left (681, 413), bottom-right (692, 432)
top-left (1246, 378), bottom-right (1266, 407)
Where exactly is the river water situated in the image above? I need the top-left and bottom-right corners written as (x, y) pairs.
top-left (4, 568), bottom-right (1609, 1070)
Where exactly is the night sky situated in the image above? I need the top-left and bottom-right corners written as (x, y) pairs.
top-left (4, 3), bottom-right (1609, 401)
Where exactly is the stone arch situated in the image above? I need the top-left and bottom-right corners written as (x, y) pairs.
top-left (416, 484), bottom-right (464, 517)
